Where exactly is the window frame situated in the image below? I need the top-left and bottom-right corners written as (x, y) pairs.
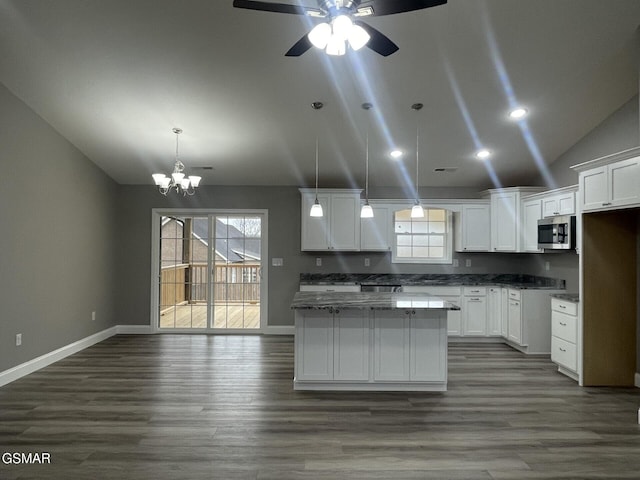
top-left (391, 208), bottom-right (453, 264)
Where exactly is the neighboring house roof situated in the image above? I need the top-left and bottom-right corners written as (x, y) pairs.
top-left (164, 217), bottom-right (260, 263)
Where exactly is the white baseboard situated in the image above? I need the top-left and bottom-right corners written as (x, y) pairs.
top-left (265, 325), bottom-right (294, 335)
top-left (117, 325), bottom-right (153, 334)
top-left (635, 372), bottom-right (640, 388)
top-left (0, 326), bottom-right (118, 388)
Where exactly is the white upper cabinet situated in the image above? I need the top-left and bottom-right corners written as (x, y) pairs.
top-left (521, 198), bottom-right (543, 253)
top-left (541, 190), bottom-right (576, 217)
top-left (485, 187), bottom-right (544, 252)
top-left (572, 148), bottom-right (640, 213)
top-left (360, 204), bottom-right (392, 251)
top-left (300, 189), bottom-right (362, 251)
top-left (454, 203), bottom-right (491, 252)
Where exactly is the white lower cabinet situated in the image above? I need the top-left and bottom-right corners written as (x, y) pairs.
top-left (295, 310), bottom-right (334, 381)
top-left (463, 287), bottom-right (487, 336)
top-left (550, 297), bottom-right (578, 378)
top-left (507, 293), bottom-right (522, 345)
top-left (402, 286), bottom-right (462, 336)
top-left (294, 308), bottom-right (448, 391)
top-left (334, 310), bottom-right (370, 381)
top-left (505, 288), bottom-right (560, 354)
top-left (487, 287), bottom-right (503, 336)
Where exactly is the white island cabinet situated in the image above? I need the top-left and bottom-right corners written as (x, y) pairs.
top-left (292, 291), bottom-right (455, 391)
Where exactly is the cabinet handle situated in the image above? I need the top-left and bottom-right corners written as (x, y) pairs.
top-left (602, 202), bottom-right (612, 206)
top-left (559, 347), bottom-right (566, 352)
top-left (470, 298), bottom-right (481, 301)
top-left (411, 310), bottom-right (416, 315)
top-left (554, 211), bottom-right (559, 215)
top-left (559, 322), bottom-right (567, 326)
top-left (558, 305), bottom-right (566, 309)
top-left (405, 310), bottom-right (410, 315)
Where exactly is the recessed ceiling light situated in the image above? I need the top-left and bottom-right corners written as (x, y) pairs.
top-left (475, 149), bottom-right (491, 160)
top-left (390, 150), bottom-right (403, 159)
top-left (509, 107), bottom-right (528, 120)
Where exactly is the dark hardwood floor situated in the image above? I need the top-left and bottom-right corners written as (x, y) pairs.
top-left (1, 335), bottom-right (639, 479)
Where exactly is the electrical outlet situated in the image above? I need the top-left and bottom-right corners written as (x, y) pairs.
top-left (92, 311), bottom-right (96, 321)
top-left (316, 257), bottom-right (322, 267)
top-left (465, 259), bottom-right (472, 267)
top-left (545, 261), bottom-right (550, 271)
top-left (272, 257), bottom-right (283, 267)
top-left (364, 258), bottom-right (370, 267)
top-left (453, 259), bottom-right (459, 268)
top-left (16, 333), bottom-right (22, 346)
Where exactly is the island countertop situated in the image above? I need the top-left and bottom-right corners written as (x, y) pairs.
top-left (291, 291), bottom-right (461, 311)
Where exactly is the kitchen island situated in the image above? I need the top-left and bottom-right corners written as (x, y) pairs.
top-left (291, 291), bottom-right (460, 392)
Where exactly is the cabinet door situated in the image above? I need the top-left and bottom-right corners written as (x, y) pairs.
top-left (500, 288), bottom-right (509, 337)
top-left (491, 192), bottom-right (518, 251)
top-left (522, 199), bottom-right (543, 252)
top-left (301, 194), bottom-right (330, 250)
top-left (441, 296), bottom-right (461, 336)
top-left (329, 193), bottom-right (361, 250)
top-left (487, 287), bottom-right (502, 336)
top-left (556, 192), bottom-right (576, 215)
top-left (463, 296), bottom-right (487, 336)
top-left (580, 166), bottom-right (608, 212)
top-left (373, 311), bottom-right (410, 381)
top-left (409, 311), bottom-right (447, 382)
top-left (360, 205), bottom-right (391, 251)
top-left (460, 204), bottom-right (491, 251)
top-left (541, 196), bottom-right (559, 218)
top-left (295, 311), bottom-right (333, 381)
top-left (507, 299), bottom-right (522, 344)
top-left (334, 310), bottom-right (370, 381)
top-left (609, 157), bottom-right (640, 207)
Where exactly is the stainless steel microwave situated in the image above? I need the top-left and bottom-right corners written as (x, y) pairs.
top-left (537, 215), bottom-right (576, 250)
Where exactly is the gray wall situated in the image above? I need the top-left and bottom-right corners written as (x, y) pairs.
top-left (539, 95), bottom-right (639, 188)
top-left (0, 83), bottom-right (120, 372)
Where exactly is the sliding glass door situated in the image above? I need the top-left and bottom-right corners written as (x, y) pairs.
top-left (154, 210), bottom-right (266, 332)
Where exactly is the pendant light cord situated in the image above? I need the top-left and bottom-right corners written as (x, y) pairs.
top-left (411, 103), bottom-right (423, 204)
top-left (314, 136), bottom-right (319, 201)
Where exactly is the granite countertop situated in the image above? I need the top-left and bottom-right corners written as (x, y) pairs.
top-left (291, 291), bottom-right (461, 311)
top-left (299, 273), bottom-right (566, 290)
top-left (550, 292), bottom-right (579, 302)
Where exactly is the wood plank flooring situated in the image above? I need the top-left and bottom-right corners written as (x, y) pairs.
top-left (1, 336), bottom-right (639, 479)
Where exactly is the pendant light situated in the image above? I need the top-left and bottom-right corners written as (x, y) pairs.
top-left (410, 103), bottom-right (424, 218)
top-left (309, 101), bottom-right (324, 217)
top-left (360, 102), bottom-right (374, 218)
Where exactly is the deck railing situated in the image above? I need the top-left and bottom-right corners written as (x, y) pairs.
top-left (160, 263), bottom-right (260, 306)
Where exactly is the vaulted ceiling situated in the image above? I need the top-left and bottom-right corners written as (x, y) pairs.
top-left (1, 0), bottom-right (639, 190)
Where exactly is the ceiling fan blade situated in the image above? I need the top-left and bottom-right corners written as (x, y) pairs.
top-left (285, 34), bottom-right (313, 57)
top-left (233, 0), bottom-right (308, 15)
top-left (355, 21), bottom-right (399, 57)
top-left (360, 0), bottom-right (447, 17)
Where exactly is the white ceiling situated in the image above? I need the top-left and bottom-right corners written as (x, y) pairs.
top-left (1, 0), bottom-right (639, 190)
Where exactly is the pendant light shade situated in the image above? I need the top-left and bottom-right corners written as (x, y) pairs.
top-left (411, 103), bottom-right (424, 217)
top-left (360, 102), bottom-right (374, 219)
top-left (310, 102), bottom-right (324, 217)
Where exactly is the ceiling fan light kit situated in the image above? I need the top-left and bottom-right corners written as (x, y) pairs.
top-left (233, 0), bottom-right (447, 57)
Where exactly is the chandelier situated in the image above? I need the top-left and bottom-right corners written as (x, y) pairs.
top-left (152, 128), bottom-right (201, 196)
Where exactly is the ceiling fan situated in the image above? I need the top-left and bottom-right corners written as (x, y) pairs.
top-left (232, 0), bottom-right (447, 57)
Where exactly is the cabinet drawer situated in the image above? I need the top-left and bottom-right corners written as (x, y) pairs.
top-left (463, 286), bottom-right (486, 296)
top-left (551, 311), bottom-right (577, 343)
top-left (551, 298), bottom-right (578, 316)
top-left (508, 289), bottom-right (521, 301)
top-left (551, 336), bottom-right (577, 372)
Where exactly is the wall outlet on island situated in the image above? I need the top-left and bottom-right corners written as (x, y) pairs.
top-left (316, 258), bottom-right (322, 267)
top-left (364, 258), bottom-right (370, 267)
